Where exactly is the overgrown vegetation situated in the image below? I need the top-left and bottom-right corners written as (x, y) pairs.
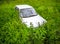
top-left (0, 0), bottom-right (60, 44)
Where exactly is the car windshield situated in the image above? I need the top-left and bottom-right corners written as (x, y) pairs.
top-left (20, 8), bottom-right (37, 18)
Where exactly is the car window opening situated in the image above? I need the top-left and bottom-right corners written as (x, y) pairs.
top-left (20, 8), bottom-right (37, 18)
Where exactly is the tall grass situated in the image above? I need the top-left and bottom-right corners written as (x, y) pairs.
top-left (0, 0), bottom-right (60, 44)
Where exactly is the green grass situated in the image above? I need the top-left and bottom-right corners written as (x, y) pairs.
top-left (0, 0), bottom-right (60, 44)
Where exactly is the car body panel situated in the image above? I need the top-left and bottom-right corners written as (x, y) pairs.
top-left (22, 15), bottom-right (47, 27)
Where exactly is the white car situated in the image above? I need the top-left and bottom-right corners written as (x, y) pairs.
top-left (15, 5), bottom-right (47, 27)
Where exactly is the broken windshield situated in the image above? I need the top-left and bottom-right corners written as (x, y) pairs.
top-left (20, 8), bottom-right (37, 18)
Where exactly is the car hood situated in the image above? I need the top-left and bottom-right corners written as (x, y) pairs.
top-left (22, 15), bottom-right (47, 27)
